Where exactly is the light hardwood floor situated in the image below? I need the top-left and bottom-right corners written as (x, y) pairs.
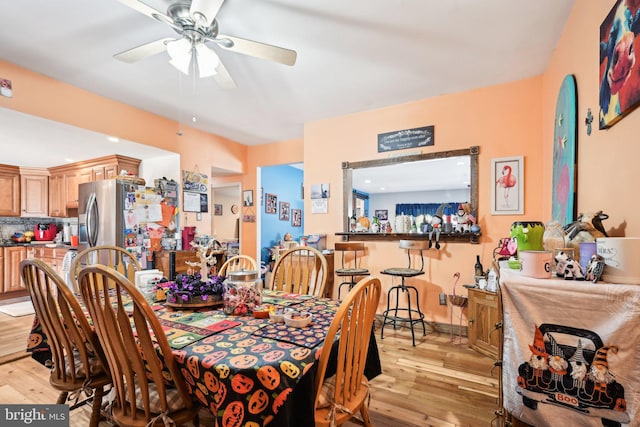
top-left (0, 307), bottom-right (502, 426)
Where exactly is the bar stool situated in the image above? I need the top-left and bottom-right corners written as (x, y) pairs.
top-left (335, 242), bottom-right (370, 299)
top-left (380, 239), bottom-right (428, 346)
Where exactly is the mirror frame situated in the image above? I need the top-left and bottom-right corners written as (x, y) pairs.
top-left (339, 146), bottom-right (479, 243)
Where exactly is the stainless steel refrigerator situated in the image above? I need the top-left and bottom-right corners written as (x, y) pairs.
top-left (78, 180), bottom-right (129, 249)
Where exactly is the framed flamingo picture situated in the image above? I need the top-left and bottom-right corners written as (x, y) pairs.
top-left (491, 156), bottom-right (524, 215)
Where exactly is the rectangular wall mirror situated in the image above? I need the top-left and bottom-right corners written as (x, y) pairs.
top-left (341, 146), bottom-right (479, 242)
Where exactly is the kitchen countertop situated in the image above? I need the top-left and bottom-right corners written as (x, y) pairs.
top-left (0, 241), bottom-right (74, 249)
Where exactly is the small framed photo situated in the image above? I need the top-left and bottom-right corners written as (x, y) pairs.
top-left (243, 189), bottom-right (254, 207)
top-left (214, 204), bottom-right (223, 216)
top-left (265, 193), bottom-right (277, 214)
top-left (279, 202), bottom-right (290, 221)
top-left (374, 209), bottom-right (388, 221)
top-left (292, 209), bottom-right (302, 227)
top-left (491, 156), bottom-right (524, 215)
top-left (310, 183), bottom-right (330, 199)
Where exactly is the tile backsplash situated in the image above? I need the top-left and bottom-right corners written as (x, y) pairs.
top-left (0, 217), bottom-right (77, 242)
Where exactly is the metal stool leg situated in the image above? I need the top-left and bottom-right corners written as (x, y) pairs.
top-left (381, 282), bottom-right (402, 340)
top-left (406, 284), bottom-right (427, 337)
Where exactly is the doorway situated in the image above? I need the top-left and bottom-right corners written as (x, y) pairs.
top-left (211, 183), bottom-right (241, 257)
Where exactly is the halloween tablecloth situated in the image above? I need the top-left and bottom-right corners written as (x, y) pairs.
top-left (500, 268), bottom-right (639, 426)
top-left (26, 290), bottom-right (382, 427)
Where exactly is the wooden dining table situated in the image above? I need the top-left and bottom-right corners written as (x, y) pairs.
top-left (27, 289), bottom-right (382, 427)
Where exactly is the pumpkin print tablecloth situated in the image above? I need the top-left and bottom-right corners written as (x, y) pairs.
top-left (27, 291), bottom-right (344, 426)
top-left (174, 297), bottom-right (340, 426)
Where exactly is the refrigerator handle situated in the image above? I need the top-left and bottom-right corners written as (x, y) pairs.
top-left (87, 192), bottom-right (98, 247)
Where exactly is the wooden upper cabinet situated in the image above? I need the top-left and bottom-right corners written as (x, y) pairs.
top-left (20, 168), bottom-right (49, 217)
top-left (49, 173), bottom-right (65, 217)
top-left (0, 165), bottom-right (20, 217)
top-left (48, 155), bottom-right (141, 216)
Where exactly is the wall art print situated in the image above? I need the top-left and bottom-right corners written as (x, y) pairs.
top-left (265, 193), bottom-right (277, 214)
top-left (279, 202), bottom-right (290, 221)
top-left (491, 156), bottom-right (524, 215)
top-left (599, 0), bottom-right (640, 129)
top-left (552, 75), bottom-right (577, 226)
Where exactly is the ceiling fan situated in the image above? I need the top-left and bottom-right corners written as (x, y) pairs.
top-left (114, 0), bottom-right (297, 89)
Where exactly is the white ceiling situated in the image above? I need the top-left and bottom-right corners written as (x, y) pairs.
top-left (0, 0), bottom-right (575, 169)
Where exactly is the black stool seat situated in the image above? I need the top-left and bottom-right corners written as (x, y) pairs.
top-left (380, 240), bottom-right (429, 346)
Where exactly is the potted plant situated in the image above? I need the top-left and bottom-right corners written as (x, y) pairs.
top-left (165, 273), bottom-right (226, 307)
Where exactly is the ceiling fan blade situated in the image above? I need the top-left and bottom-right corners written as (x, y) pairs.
top-left (116, 0), bottom-right (166, 21)
top-left (216, 34), bottom-right (297, 66)
top-left (213, 60), bottom-right (237, 89)
top-left (190, 0), bottom-right (225, 27)
top-left (114, 38), bottom-right (173, 63)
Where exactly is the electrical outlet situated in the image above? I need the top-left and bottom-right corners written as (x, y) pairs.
top-left (439, 293), bottom-right (447, 305)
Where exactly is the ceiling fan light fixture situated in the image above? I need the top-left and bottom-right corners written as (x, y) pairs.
top-left (167, 38), bottom-right (192, 75)
top-left (195, 43), bottom-right (219, 77)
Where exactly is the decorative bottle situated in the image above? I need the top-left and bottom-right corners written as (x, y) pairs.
top-left (474, 255), bottom-right (484, 277)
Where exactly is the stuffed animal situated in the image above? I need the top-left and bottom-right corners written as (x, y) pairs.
top-left (554, 251), bottom-right (585, 280)
top-left (585, 254), bottom-right (606, 283)
top-left (453, 204), bottom-right (471, 233)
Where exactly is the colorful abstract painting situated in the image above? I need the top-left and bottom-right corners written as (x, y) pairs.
top-left (552, 75), bottom-right (577, 226)
top-left (599, 0), bottom-right (640, 129)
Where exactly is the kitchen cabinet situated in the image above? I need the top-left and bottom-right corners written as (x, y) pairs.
top-left (0, 164), bottom-right (20, 217)
top-left (20, 168), bottom-right (49, 217)
top-left (467, 287), bottom-right (502, 359)
top-left (3, 246), bottom-right (27, 293)
top-left (29, 246), bottom-right (69, 278)
top-left (48, 155), bottom-right (141, 217)
top-left (49, 173), bottom-right (65, 217)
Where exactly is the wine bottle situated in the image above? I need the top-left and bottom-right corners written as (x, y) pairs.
top-left (474, 255), bottom-right (484, 277)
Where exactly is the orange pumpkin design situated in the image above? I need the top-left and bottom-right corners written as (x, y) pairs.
top-left (186, 355), bottom-right (200, 378)
top-left (27, 333), bottom-right (43, 349)
top-left (262, 349), bottom-right (286, 363)
top-left (272, 387), bottom-right (293, 413)
top-left (191, 344), bottom-right (215, 354)
top-left (216, 363), bottom-right (231, 379)
top-left (247, 389), bottom-right (269, 414)
top-left (229, 354), bottom-right (259, 369)
top-left (257, 365), bottom-right (281, 390)
top-left (231, 373), bottom-right (255, 394)
top-left (222, 400), bottom-right (244, 427)
top-left (203, 370), bottom-right (219, 392)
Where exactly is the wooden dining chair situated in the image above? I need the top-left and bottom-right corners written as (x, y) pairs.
top-left (78, 264), bottom-right (199, 427)
top-left (20, 259), bottom-right (111, 427)
top-left (70, 245), bottom-right (141, 294)
top-left (314, 276), bottom-right (381, 427)
top-left (218, 254), bottom-right (257, 276)
top-left (269, 246), bottom-right (327, 297)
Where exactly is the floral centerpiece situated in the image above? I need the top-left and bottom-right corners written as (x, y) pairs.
top-left (165, 273), bottom-right (226, 307)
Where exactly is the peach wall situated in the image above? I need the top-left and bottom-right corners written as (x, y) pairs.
top-left (0, 60), bottom-right (247, 236)
top-left (213, 138), bottom-right (304, 260)
top-left (543, 1), bottom-right (640, 237)
top-left (304, 77), bottom-right (544, 322)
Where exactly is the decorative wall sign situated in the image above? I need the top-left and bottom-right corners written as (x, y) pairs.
top-left (182, 170), bottom-right (208, 193)
top-left (552, 75), bottom-right (577, 225)
top-left (599, 0), bottom-right (640, 129)
top-left (265, 193), bottom-right (277, 214)
top-left (491, 156), bottom-right (524, 215)
top-left (279, 202), bottom-right (290, 221)
top-left (377, 125), bottom-right (434, 153)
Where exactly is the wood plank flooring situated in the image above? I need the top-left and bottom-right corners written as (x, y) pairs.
top-left (0, 306), bottom-right (503, 426)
